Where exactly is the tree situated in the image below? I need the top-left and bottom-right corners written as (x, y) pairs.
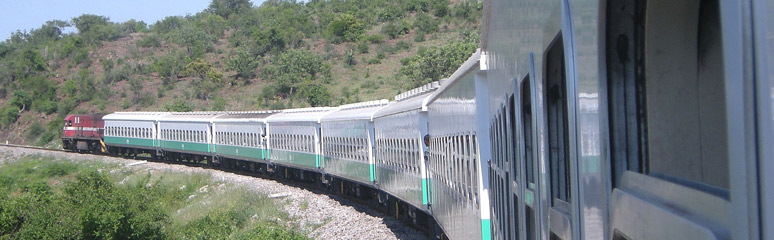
top-left (263, 49), bottom-right (328, 98)
top-left (225, 47), bottom-right (260, 81)
top-left (13, 48), bottom-right (47, 79)
top-left (325, 14), bottom-right (364, 43)
top-left (184, 58), bottom-right (222, 100)
top-left (164, 99), bottom-right (193, 112)
top-left (208, 0), bottom-right (253, 19)
top-left (400, 41), bottom-right (477, 87)
top-left (298, 83), bottom-right (332, 107)
top-left (72, 14), bottom-right (117, 45)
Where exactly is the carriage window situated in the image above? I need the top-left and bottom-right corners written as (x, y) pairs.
top-left (545, 33), bottom-right (571, 205)
top-left (521, 78), bottom-right (536, 185)
top-left (606, 0), bottom-right (729, 190)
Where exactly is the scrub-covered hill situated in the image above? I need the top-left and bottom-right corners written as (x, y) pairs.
top-left (0, 0), bottom-right (482, 146)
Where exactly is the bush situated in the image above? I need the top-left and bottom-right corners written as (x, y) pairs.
top-left (25, 121), bottom-right (44, 142)
top-left (363, 34), bottom-right (385, 44)
top-left (164, 99), bottom-right (193, 112)
top-left (298, 83), bottom-right (332, 107)
top-left (211, 97), bottom-right (226, 111)
top-left (357, 40), bottom-right (369, 54)
top-left (32, 100), bottom-right (57, 115)
top-left (400, 41), bottom-right (477, 87)
top-left (0, 104), bottom-right (20, 127)
top-left (137, 34), bottom-right (162, 48)
top-left (325, 14), bottom-right (364, 43)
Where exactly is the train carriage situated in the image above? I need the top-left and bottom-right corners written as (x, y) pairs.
top-left (157, 112), bottom-right (222, 162)
top-left (320, 100), bottom-right (388, 187)
top-left (481, 0), bottom-right (774, 239)
top-left (211, 111), bottom-right (277, 167)
top-left (103, 112), bottom-right (166, 156)
top-left (372, 82), bottom-right (439, 212)
top-left (425, 49), bottom-right (491, 240)
top-left (266, 107), bottom-right (336, 174)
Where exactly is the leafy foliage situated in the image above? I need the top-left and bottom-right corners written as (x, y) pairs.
top-left (164, 99), bottom-right (193, 112)
top-left (400, 41), bottom-right (478, 87)
top-left (325, 14), bottom-right (365, 43)
top-left (225, 47), bottom-right (260, 81)
top-left (208, 0), bottom-right (253, 19)
top-left (298, 83), bottom-right (332, 107)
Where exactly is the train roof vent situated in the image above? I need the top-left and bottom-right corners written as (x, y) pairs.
top-left (222, 110), bottom-right (278, 115)
top-left (338, 99), bottom-right (389, 110)
top-left (393, 80), bottom-right (442, 101)
top-left (112, 112), bottom-right (168, 115)
top-left (281, 107), bottom-right (336, 114)
top-left (168, 111), bottom-right (225, 116)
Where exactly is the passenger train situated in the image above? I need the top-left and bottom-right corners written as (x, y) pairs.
top-left (61, 0), bottom-right (774, 239)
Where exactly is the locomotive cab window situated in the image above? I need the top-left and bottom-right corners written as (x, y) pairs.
top-left (606, 0), bottom-right (729, 191)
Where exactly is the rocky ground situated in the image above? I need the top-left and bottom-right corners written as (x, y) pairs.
top-left (0, 145), bottom-right (427, 240)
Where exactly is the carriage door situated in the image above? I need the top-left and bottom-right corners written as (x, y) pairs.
top-left (605, 0), bottom-right (752, 238)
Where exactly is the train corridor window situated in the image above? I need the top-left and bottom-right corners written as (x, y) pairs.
top-left (545, 33), bottom-right (571, 207)
top-left (606, 0), bottom-right (729, 190)
top-left (520, 78), bottom-right (536, 186)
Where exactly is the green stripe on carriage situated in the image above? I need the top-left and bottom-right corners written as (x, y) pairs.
top-left (481, 219), bottom-right (491, 240)
top-left (324, 157), bottom-right (371, 183)
top-left (159, 140), bottom-right (210, 153)
top-left (214, 145), bottom-right (266, 160)
top-left (369, 164), bottom-right (374, 182)
top-left (270, 150), bottom-right (318, 168)
top-left (315, 154), bottom-right (320, 168)
top-left (422, 178), bottom-right (428, 205)
top-left (104, 136), bottom-right (155, 147)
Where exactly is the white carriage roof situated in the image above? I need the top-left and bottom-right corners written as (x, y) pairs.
top-left (373, 90), bottom-right (436, 118)
top-left (157, 112), bottom-right (227, 122)
top-left (265, 107), bottom-right (338, 123)
top-left (103, 112), bottom-right (170, 121)
top-left (426, 49), bottom-right (481, 105)
top-left (212, 111), bottom-right (279, 122)
top-left (320, 99), bottom-right (389, 122)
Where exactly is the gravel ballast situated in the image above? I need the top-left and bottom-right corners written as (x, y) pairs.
top-left (0, 146), bottom-right (427, 240)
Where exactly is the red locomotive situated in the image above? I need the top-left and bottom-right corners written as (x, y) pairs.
top-left (62, 114), bottom-right (106, 153)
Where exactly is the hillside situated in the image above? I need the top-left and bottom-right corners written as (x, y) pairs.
top-left (0, 0), bottom-right (482, 146)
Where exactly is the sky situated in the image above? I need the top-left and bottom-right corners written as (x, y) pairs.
top-left (0, 0), bottom-right (263, 41)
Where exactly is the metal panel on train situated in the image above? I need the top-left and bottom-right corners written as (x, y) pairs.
top-left (103, 112), bottom-right (167, 150)
top-left (157, 112), bottom-right (222, 155)
top-left (266, 107), bottom-right (337, 171)
top-left (425, 50), bottom-right (490, 240)
top-left (320, 100), bottom-right (388, 186)
top-left (373, 83), bottom-right (438, 212)
top-left (211, 111), bottom-right (277, 163)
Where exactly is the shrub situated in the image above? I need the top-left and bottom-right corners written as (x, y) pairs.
top-left (25, 121), bottom-right (44, 142)
top-left (298, 83), bottom-right (332, 107)
top-left (136, 34), bottom-right (162, 48)
top-left (164, 99), bottom-right (193, 112)
top-left (325, 14), bottom-right (364, 43)
top-left (400, 41), bottom-right (477, 87)
top-left (357, 40), bottom-right (369, 54)
top-left (0, 104), bottom-right (20, 127)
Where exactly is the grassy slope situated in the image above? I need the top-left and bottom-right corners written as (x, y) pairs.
top-left (0, 154), bottom-right (306, 239)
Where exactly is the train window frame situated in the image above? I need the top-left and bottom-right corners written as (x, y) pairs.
top-left (605, 0), bottom-right (730, 192)
top-left (544, 32), bottom-right (572, 207)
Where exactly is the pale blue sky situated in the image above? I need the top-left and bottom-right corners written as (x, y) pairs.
top-left (0, 0), bottom-right (263, 41)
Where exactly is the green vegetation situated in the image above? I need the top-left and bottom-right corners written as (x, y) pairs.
top-left (0, 0), bottom-right (482, 145)
top-left (0, 154), bottom-right (307, 240)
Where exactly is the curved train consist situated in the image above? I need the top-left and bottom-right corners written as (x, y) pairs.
top-left (62, 0), bottom-right (774, 239)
